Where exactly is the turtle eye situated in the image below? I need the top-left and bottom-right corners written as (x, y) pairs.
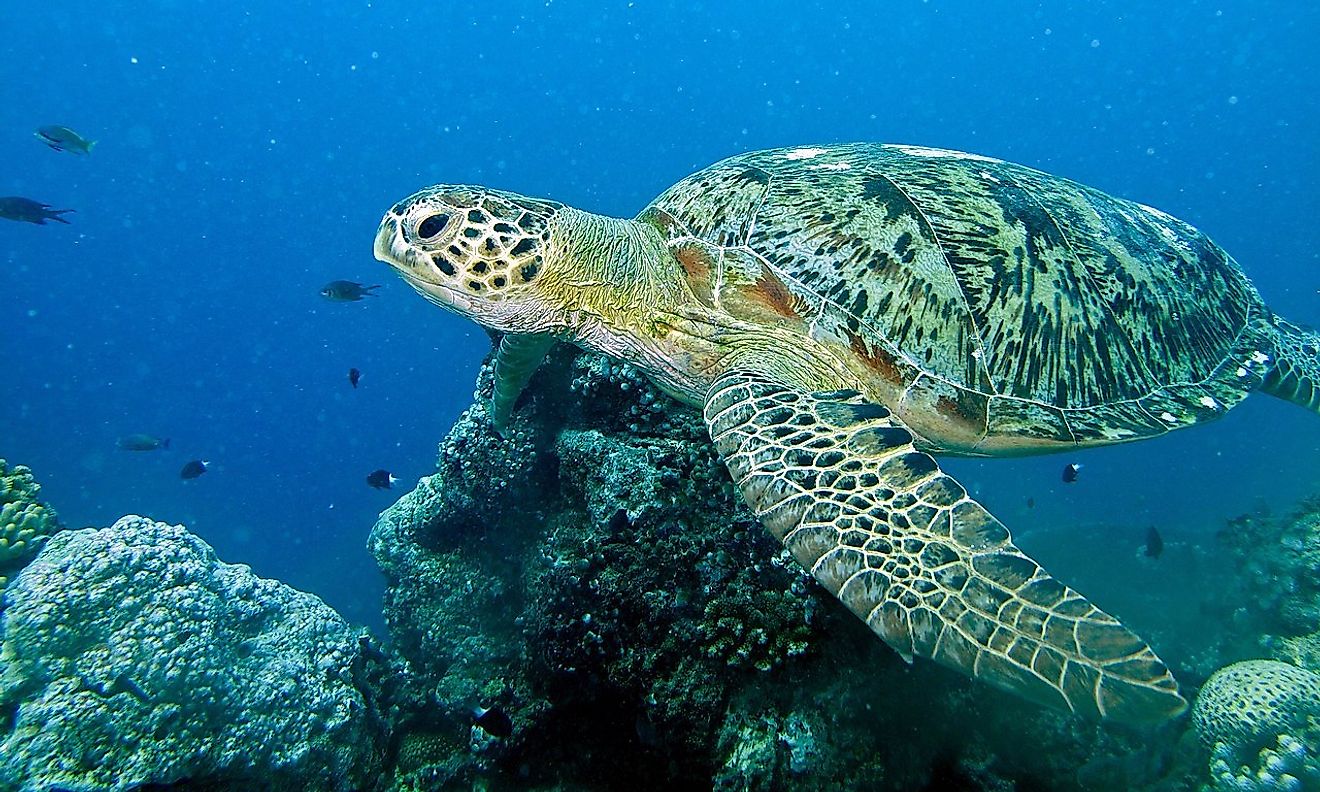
top-left (417, 213), bottom-right (451, 240)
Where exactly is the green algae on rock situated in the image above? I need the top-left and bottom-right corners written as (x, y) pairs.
top-left (0, 515), bottom-right (390, 791)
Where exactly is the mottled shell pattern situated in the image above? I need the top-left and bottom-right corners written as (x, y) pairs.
top-left (641, 143), bottom-right (1274, 453)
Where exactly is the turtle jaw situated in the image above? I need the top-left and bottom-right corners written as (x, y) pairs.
top-left (374, 213), bottom-right (468, 311)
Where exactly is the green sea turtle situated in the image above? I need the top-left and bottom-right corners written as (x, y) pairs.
top-left (374, 143), bottom-right (1319, 724)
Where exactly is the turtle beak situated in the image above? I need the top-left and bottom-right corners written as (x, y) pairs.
top-left (373, 214), bottom-right (412, 273)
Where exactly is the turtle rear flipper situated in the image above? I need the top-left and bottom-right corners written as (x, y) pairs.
top-left (1262, 317), bottom-right (1320, 413)
top-left (703, 370), bottom-right (1187, 724)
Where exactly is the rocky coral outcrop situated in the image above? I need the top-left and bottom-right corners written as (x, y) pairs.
top-left (0, 459), bottom-right (62, 590)
top-left (370, 346), bottom-right (1185, 791)
top-left (0, 515), bottom-right (390, 791)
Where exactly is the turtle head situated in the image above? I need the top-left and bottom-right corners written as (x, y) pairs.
top-left (379, 185), bottom-right (697, 391)
top-left (374, 186), bottom-right (568, 334)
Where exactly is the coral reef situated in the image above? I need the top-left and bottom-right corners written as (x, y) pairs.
top-left (1215, 502), bottom-right (1320, 663)
top-left (0, 458), bottom-right (62, 590)
top-left (0, 515), bottom-right (391, 791)
top-left (370, 346), bottom-right (1190, 791)
top-left (1203, 733), bottom-right (1319, 792)
top-left (1172, 496), bottom-right (1320, 792)
top-left (1191, 660), bottom-right (1320, 792)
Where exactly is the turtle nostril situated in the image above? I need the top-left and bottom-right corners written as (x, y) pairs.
top-left (417, 213), bottom-right (451, 240)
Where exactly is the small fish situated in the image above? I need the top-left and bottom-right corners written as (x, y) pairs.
top-left (0, 196), bottom-right (74, 225)
top-left (635, 712), bottom-right (658, 746)
top-left (81, 672), bottom-right (151, 704)
top-left (349, 368), bottom-right (362, 388)
top-left (359, 634), bottom-right (389, 664)
top-left (110, 673), bottom-right (151, 704)
top-left (1061, 463), bottom-right (1082, 483)
top-left (608, 508), bottom-right (631, 533)
top-left (1025, 497), bottom-right (1035, 509)
top-left (1144, 525), bottom-right (1164, 559)
top-left (472, 704), bottom-right (513, 738)
top-left (117, 434), bottom-right (170, 451)
top-left (180, 460), bottom-right (209, 480)
top-left (367, 469), bottom-right (398, 490)
top-left (35, 125), bottom-right (96, 155)
top-left (320, 280), bottom-right (381, 301)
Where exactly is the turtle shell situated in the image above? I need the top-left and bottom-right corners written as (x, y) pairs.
top-left (642, 143), bottom-right (1272, 451)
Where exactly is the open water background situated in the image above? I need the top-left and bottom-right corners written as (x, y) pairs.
top-left (1, 1), bottom-right (1316, 636)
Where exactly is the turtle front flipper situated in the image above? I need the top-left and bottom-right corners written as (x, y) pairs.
top-left (703, 370), bottom-right (1187, 724)
top-left (490, 333), bottom-right (555, 433)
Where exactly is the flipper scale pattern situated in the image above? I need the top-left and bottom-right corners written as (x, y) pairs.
top-left (703, 370), bottom-right (1187, 723)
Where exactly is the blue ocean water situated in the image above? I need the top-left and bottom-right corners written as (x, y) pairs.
top-left (1, 0), bottom-right (1316, 641)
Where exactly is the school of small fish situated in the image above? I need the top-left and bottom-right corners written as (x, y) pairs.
top-left (13, 123), bottom-right (398, 493)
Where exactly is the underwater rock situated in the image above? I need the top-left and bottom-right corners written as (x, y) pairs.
top-left (1185, 503), bottom-right (1320, 791)
top-left (371, 346), bottom-right (1190, 791)
top-left (0, 515), bottom-right (390, 791)
top-left (1209, 499), bottom-right (1320, 703)
top-left (0, 458), bottom-right (62, 591)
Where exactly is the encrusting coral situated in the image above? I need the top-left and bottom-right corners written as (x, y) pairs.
top-left (11, 344), bottom-right (1320, 790)
top-left (0, 515), bottom-right (390, 791)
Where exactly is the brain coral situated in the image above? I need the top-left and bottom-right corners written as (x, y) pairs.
top-left (1192, 659), bottom-right (1320, 758)
top-left (0, 515), bottom-right (388, 791)
top-left (0, 458), bottom-right (61, 588)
